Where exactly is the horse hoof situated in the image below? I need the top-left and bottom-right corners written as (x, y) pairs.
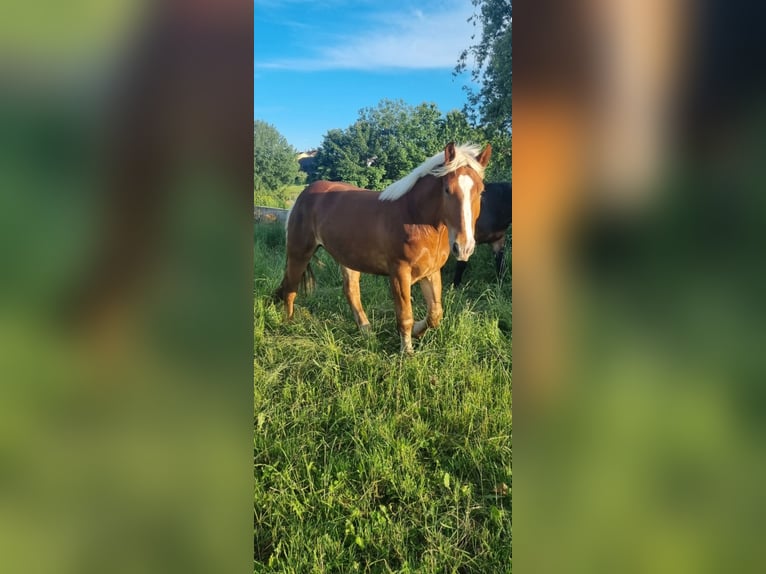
top-left (412, 319), bottom-right (428, 339)
top-left (359, 324), bottom-right (373, 336)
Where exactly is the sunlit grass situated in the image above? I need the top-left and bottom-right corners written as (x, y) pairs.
top-left (254, 221), bottom-right (512, 573)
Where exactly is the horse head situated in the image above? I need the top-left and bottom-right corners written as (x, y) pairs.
top-left (439, 142), bottom-right (493, 261)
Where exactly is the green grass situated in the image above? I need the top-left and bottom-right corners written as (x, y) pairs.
top-left (254, 221), bottom-right (511, 573)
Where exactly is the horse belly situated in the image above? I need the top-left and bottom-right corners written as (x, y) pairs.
top-left (317, 222), bottom-right (392, 276)
top-left (324, 243), bottom-right (390, 275)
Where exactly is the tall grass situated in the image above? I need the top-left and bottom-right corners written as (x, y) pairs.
top-left (254, 221), bottom-right (511, 573)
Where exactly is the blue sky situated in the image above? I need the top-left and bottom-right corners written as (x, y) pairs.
top-left (254, 0), bottom-right (478, 151)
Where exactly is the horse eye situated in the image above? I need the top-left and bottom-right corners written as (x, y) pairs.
top-left (444, 187), bottom-right (450, 195)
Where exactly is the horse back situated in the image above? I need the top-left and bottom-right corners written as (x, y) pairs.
top-left (288, 181), bottom-right (400, 274)
top-left (301, 180), bottom-right (369, 194)
top-left (293, 181), bottom-right (382, 223)
top-left (289, 181), bottom-right (375, 233)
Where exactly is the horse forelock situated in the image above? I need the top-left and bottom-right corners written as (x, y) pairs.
top-left (378, 143), bottom-right (486, 201)
top-left (430, 143), bottom-right (486, 180)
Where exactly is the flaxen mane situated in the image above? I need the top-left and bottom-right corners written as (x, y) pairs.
top-left (378, 143), bottom-right (486, 201)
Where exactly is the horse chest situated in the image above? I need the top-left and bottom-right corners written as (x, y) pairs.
top-left (402, 227), bottom-right (449, 280)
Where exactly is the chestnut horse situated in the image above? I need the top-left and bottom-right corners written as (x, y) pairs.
top-left (274, 142), bottom-right (492, 353)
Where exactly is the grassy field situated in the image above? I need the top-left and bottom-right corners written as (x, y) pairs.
top-left (254, 221), bottom-right (512, 573)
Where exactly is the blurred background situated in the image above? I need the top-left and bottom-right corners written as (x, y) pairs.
top-left (4, 0), bottom-right (766, 571)
top-left (513, 0), bottom-right (766, 572)
top-left (1, 1), bottom-right (252, 572)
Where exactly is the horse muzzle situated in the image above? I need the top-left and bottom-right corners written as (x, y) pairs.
top-left (452, 240), bottom-right (475, 261)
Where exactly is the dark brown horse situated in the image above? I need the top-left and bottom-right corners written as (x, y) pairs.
top-left (274, 142), bottom-right (492, 353)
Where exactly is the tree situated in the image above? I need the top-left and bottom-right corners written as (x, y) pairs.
top-left (455, 0), bottom-right (512, 181)
top-left (456, 0), bottom-right (512, 135)
top-left (313, 99), bottom-right (486, 189)
top-left (253, 120), bottom-right (300, 193)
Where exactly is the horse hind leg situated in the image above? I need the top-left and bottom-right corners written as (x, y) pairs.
top-left (276, 232), bottom-right (318, 320)
top-left (341, 266), bottom-right (371, 333)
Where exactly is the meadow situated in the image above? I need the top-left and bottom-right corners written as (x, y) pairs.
top-left (254, 220), bottom-right (512, 573)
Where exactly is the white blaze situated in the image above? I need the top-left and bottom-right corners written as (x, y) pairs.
top-left (458, 174), bottom-right (475, 247)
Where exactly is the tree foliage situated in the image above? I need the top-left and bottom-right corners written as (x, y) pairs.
top-left (456, 0), bottom-right (512, 136)
top-left (312, 99), bottom-right (487, 189)
top-left (253, 120), bottom-right (300, 193)
top-left (453, 0), bottom-right (512, 181)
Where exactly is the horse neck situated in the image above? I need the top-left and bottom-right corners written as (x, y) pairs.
top-left (499, 187), bottom-right (513, 225)
top-left (486, 184), bottom-right (513, 226)
top-left (404, 175), bottom-right (444, 228)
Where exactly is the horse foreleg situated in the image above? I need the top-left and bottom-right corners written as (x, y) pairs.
top-left (389, 269), bottom-right (414, 354)
top-left (453, 260), bottom-right (468, 288)
top-left (341, 266), bottom-right (371, 333)
top-left (413, 271), bottom-right (443, 339)
top-left (492, 238), bottom-right (507, 278)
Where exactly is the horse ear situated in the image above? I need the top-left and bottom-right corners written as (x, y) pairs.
top-left (477, 144), bottom-right (492, 168)
top-left (444, 142), bottom-right (457, 163)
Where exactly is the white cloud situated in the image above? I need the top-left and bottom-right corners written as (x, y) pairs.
top-left (255, 3), bottom-right (476, 71)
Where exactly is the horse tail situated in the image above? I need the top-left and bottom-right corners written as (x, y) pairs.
top-left (271, 282), bottom-right (284, 304)
top-left (276, 194), bottom-right (315, 299)
top-left (272, 257), bottom-right (315, 302)
top-left (300, 262), bottom-right (316, 294)
top-left (284, 200), bottom-right (315, 294)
